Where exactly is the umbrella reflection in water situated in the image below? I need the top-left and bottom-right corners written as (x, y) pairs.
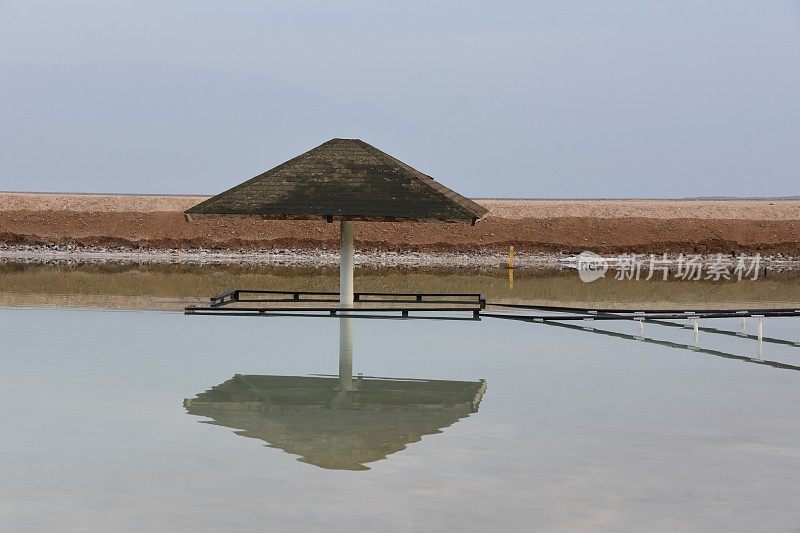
top-left (184, 316), bottom-right (486, 470)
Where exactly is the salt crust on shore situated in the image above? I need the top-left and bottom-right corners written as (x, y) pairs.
top-left (2, 244), bottom-right (798, 270)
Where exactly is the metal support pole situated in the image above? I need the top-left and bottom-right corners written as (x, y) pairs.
top-left (693, 318), bottom-right (699, 347)
top-left (340, 220), bottom-right (354, 308)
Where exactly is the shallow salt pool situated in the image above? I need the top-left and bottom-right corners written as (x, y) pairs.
top-left (2, 305), bottom-right (800, 531)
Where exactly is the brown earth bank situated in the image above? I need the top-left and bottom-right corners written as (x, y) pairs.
top-left (1, 193), bottom-right (799, 255)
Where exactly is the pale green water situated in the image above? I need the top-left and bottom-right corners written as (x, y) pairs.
top-left (2, 305), bottom-right (800, 531)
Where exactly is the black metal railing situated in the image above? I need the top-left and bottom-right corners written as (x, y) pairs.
top-left (187, 289), bottom-right (486, 320)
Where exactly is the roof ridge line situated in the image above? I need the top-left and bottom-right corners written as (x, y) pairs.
top-left (351, 140), bottom-right (487, 219)
top-left (187, 139), bottom-right (338, 214)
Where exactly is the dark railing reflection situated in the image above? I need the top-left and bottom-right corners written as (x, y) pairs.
top-left (532, 319), bottom-right (800, 372)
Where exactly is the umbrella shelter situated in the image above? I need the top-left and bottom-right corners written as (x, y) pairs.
top-left (184, 138), bottom-right (487, 311)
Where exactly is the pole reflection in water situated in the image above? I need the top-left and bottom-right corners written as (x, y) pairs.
top-left (338, 315), bottom-right (354, 392)
top-left (184, 317), bottom-right (486, 470)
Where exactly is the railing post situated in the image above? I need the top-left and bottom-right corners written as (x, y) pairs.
top-left (756, 315), bottom-right (764, 360)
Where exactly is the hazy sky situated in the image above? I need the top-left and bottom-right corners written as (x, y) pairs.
top-left (1, 1), bottom-right (798, 197)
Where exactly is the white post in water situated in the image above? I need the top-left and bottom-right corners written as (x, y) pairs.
top-left (340, 220), bottom-right (354, 308)
top-left (757, 316), bottom-right (764, 360)
top-left (337, 220), bottom-right (355, 392)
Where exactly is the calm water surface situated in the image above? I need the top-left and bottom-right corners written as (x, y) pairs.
top-left (2, 264), bottom-right (800, 531)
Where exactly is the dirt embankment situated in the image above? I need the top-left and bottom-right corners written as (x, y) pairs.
top-left (1, 193), bottom-right (799, 255)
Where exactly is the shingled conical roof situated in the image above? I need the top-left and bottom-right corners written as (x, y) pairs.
top-left (185, 138), bottom-right (488, 222)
